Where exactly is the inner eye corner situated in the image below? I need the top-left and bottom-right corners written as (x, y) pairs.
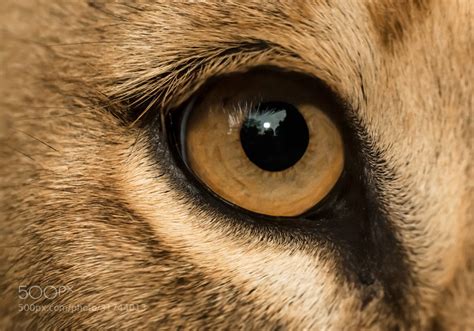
top-left (165, 68), bottom-right (347, 219)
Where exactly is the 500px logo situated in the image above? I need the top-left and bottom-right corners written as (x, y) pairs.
top-left (18, 285), bottom-right (73, 300)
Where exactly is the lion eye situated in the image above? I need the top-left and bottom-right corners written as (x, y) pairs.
top-left (168, 70), bottom-right (344, 217)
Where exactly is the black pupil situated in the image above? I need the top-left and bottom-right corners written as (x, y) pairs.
top-left (240, 101), bottom-right (309, 172)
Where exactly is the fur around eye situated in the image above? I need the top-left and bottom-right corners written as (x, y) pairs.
top-left (2, 1), bottom-right (470, 329)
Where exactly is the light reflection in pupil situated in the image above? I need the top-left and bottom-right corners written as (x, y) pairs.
top-left (240, 101), bottom-right (310, 172)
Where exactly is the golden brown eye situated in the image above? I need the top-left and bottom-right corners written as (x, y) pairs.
top-left (175, 71), bottom-right (344, 217)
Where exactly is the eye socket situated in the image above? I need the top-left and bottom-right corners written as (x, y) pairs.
top-left (169, 70), bottom-right (344, 217)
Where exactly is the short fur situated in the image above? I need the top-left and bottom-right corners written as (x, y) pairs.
top-left (0, 0), bottom-right (472, 329)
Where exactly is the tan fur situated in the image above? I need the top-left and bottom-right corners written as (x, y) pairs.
top-left (0, 0), bottom-right (472, 329)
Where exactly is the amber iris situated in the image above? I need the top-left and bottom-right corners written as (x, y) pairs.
top-left (179, 71), bottom-right (344, 217)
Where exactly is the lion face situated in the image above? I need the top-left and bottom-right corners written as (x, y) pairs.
top-left (1, 1), bottom-right (472, 329)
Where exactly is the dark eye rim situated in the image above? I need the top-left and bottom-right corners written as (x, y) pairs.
top-left (143, 66), bottom-right (412, 317)
top-left (163, 67), bottom-right (354, 222)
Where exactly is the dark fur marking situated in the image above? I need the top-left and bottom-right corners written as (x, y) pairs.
top-left (153, 69), bottom-right (414, 327)
top-left (368, 0), bottom-right (432, 52)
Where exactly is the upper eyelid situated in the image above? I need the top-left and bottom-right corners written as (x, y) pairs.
top-left (111, 36), bottom-right (361, 132)
top-left (115, 40), bottom-right (282, 123)
top-left (128, 64), bottom-right (356, 133)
